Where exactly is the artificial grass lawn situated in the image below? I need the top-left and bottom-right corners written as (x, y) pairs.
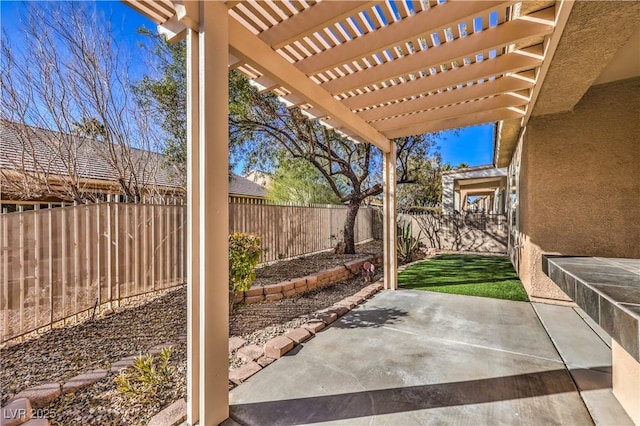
top-left (398, 254), bottom-right (529, 302)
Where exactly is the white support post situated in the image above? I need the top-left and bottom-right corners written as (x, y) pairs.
top-left (198, 2), bottom-right (230, 424)
top-left (383, 143), bottom-right (397, 290)
top-left (185, 19), bottom-right (200, 426)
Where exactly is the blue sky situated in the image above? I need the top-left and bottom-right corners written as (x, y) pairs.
top-left (1, 1), bottom-right (495, 169)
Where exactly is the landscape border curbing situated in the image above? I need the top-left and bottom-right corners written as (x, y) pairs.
top-left (1, 258), bottom-right (383, 426)
top-left (234, 255), bottom-right (383, 305)
top-left (149, 280), bottom-right (386, 426)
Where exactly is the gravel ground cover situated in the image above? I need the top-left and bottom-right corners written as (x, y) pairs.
top-left (1, 240), bottom-right (382, 425)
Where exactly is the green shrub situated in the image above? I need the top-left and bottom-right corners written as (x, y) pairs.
top-left (229, 232), bottom-right (262, 295)
top-left (397, 222), bottom-right (422, 264)
top-left (115, 348), bottom-right (174, 399)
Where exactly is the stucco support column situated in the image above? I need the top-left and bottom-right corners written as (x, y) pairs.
top-left (189, 2), bottom-right (229, 424)
top-left (185, 24), bottom-right (200, 425)
top-left (383, 143), bottom-right (397, 290)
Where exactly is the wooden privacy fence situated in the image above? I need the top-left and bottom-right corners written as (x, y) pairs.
top-left (229, 204), bottom-right (376, 263)
top-left (1, 203), bottom-right (186, 343)
top-left (1, 202), bottom-right (376, 342)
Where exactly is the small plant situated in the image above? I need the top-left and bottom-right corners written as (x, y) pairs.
top-left (397, 222), bottom-right (422, 264)
top-left (229, 232), bottom-right (262, 295)
top-left (115, 348), bottom-right (174, 399)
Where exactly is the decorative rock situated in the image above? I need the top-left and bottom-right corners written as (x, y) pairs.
top-left (256, 356), bottom-right (276, 367)
top-left (1, 398), bottom-right (32, 426)
top-left (228, 362), bottom-right (261, 385)
top-left (147, 398), bottom-right (187, 426)
top-left (149, 342), bottom-right (175, 355)
top-left (236, 344), bottom-right (264, 363)
top-left (263, 284), bottom-right (283, 294)
top-left (229, 336), bottom-right (247, 352)
top-left (22, 419), bottom-right (50, 426)
top-left (13, 383), bottom-right (60, 409)
top-left (62, 369), bottom-right (108, 394)
top-left (315, 312), bottom-right (338, 325)
top-left (265, 293), bottom-right (284, 302)
top-left (284, 328), bottom-right (311, 344)
top-left (302, 320), bottom-right (326, 334)
top-left (245, 295), bottom-right (265, 304)
top-left (264, 336), bottom-right (295, 359)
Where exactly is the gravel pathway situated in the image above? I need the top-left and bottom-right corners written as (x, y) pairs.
top-left (1, 241), bottom-right (382, 424)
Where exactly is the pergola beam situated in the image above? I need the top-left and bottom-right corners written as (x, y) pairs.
top-left (359, 76), bottom-right (533, 122)
top-left (228, 14), bottom-right (391, 152)
top-left (383, 108), bottom-right (524, 138)
top-left (342, 52), bottom-right (542, 110)
top-left (373, 94), bottom-right (528, 132)
top-left (322, 17), bottom-right (553, 95)
top-left (258, 1), bottom-right (375, 50)
top-left (296, 0), bottom-right (515, 75)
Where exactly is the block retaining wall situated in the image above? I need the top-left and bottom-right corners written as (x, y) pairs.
top-left (235, 255), bottom-right (383, 305)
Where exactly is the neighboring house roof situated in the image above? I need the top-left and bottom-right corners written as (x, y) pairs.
top-left (244, 170), bottom-right (273, 189)
top-left (0, 120), bottom-right (183, 190)
top-left (229, 173), bottom-right (267, 198)
top-left (1, 121), bottom-right (268, 199)
top-left (441, 164), bottom-right (496, 175)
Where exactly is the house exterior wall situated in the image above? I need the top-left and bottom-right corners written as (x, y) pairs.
top-left (510, 77), bottom-right (640, 300)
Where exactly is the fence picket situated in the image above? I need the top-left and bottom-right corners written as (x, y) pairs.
top-left (2, 202), bottom-right (375, 342)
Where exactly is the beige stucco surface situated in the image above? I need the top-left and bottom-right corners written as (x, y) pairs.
top-left (517, 77), bottom-right (640, 300)
top-left (613, 340), bottom-right (640, 425)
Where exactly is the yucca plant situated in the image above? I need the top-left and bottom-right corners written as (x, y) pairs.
top-left (397, 222), bottom-right (422, 263)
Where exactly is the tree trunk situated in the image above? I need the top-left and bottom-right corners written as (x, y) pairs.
top-left (343, 201), bottom-right (361, 254)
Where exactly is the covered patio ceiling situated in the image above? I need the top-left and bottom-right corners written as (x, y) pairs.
top-left (124, 0), bottom-right (572, 153)
top-left (120, 1), bottom-right (575, 425)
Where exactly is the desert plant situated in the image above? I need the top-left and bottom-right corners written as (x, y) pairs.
top-left (397, 222), bottom-right (422, 264)
top-left (115, 348), bottom-right (174, 400)
top-left (229, 232), bottom-right (262, 295)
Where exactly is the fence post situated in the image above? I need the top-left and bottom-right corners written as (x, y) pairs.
top-left (106, 197), bottom-right (112, 309)
top-left (2, 212), bottom-right (8, 340)
top-left (33, 205), bottom-right (40, 330)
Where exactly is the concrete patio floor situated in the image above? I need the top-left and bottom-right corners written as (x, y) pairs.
top-left (228, 290), bottom-right (631, 425)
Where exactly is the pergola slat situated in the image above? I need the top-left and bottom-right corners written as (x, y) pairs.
top-left (296, 0), bottom-right (514, 75)
top-left (341, 53), bottom-right (542, 110)
top-left (372, 93), bottom-right (529, 132)
top-left (383, 107), bottom-right (524, 138)
top-left (258, 1), bottom-right (375, 50)
top-left (322, 18), bottom-right (553, 95)
top-left (228, 13), bottom-right (391, 152)
top-left (359, 76), bottom-right (533, 122)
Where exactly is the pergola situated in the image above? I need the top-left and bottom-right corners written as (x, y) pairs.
top-left (123, 1), bottom-right (572, 424)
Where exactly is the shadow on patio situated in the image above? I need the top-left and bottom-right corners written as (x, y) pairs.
top-left (229, 289), bottom-right (629, 425)
top-left (230, 368), bottom-right (605, 425)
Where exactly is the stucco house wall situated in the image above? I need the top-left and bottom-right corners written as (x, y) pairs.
top-left (513, 77), bottom-right (640, 300)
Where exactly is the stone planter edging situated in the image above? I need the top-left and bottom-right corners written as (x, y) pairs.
top-left (234, 255), bottom-right (383, 305)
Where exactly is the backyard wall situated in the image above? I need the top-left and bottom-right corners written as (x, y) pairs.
top-left (400, 213), bottom-right (507, 253)
top-left (513, 77), bottom-right (640, 300)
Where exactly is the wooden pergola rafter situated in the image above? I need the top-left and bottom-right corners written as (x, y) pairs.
top-left (121, 1), bottom-right (574, 424)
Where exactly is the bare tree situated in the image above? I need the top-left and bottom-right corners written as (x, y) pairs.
top-left (0, 2), bottom-right (173, 204)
